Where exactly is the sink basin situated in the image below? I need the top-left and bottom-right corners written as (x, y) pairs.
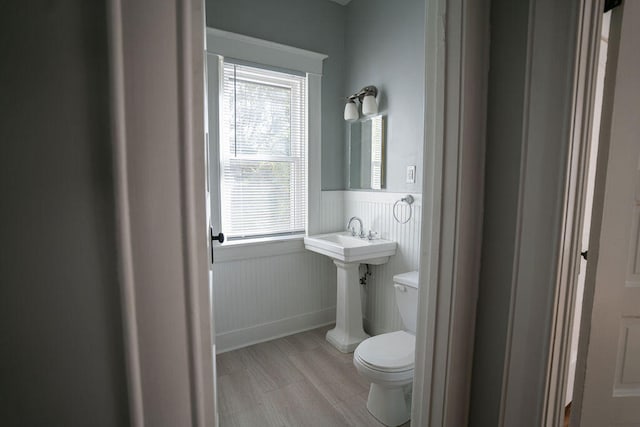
top-left (304, 232), bottom-right (397, 264)
top-left (304, 231), bottom-right (397, 353)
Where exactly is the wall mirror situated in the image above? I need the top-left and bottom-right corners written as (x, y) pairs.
top-left (348, 114), bottom-right (385, 190)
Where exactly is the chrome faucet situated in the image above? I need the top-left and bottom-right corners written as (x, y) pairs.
top-left (347, 216), bottom-right (365, 238)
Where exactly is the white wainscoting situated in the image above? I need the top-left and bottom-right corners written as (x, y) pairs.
top-left (343, 191), bottom-right (423, 335)
top-left (213, 250), bottom-right (337, 353)
top-left (212, 192), bottom-right (343, 353)
top-left (212, 190), bottom-right (421, 352)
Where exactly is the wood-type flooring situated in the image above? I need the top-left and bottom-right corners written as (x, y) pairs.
top-left (216, 325), bottom-right (411, 427)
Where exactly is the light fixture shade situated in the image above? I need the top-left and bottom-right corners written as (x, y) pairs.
top-left (362, 94), bottom-right (378, 115)
top-left (344, 101), bottom-right (359, 121)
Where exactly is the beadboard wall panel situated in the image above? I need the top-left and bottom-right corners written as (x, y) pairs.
top-left (212, 190), bottom-right (422, 353)
top-left (343, 191), bottom-right (423, 335)
top-left (212, 191), bottom-right (343, 353)
top-left (213, 251), bottom-right (336, 353)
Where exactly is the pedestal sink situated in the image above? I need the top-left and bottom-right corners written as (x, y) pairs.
top-left (304, 232), bottom-right (397, 352)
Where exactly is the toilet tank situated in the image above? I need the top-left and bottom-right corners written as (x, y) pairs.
top-left (393, 271), bottom-right (420, 333)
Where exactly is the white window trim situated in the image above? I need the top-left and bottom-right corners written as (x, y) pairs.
top-left (213, 235), bottom-right (305, 263)
top-left (206, 28), bottom-right (327, 75)
top-left (206, 28), bottom-right (326, 261)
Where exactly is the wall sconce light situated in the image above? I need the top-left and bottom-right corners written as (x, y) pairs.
top-left (344, 86), bottom-right (378, 121)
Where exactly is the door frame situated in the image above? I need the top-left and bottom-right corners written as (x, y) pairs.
top-left (551, 2), bottom-right (632, 425)
top-left (109, 0), bottom-right (489, 425)
top-left (469, 0), bottom-right (604, 424)
top-left (543, 0), bottom-right (604, 419)
top-left (542, 0), bottom-right (610, 425)
top-left (411, 0), bottom-right (489, 425)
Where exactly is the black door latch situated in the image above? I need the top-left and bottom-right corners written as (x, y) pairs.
top-left (210, 228), bottom-right (224, 263)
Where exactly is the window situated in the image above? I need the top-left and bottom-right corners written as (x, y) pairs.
top-left (220, 62), bottom-right (307, 240)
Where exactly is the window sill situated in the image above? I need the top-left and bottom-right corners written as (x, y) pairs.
top-left (212, 234), bottom-right (306, 263)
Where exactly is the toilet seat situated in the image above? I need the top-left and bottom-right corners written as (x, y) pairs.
top-left (354, 331), bottom-right (415, 373)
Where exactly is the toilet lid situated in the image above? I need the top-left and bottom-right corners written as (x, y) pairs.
top-left (355, 331), bottom-right (415, 372)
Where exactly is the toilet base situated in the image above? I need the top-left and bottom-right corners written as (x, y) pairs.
top-left (366, 382), bottom-right (411, 427)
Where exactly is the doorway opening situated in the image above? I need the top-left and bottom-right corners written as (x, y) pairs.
top-left (204, 1), bottom-right (428, 425)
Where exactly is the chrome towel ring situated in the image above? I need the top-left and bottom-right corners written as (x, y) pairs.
top-left (393, 195), bottom-right (415, 224)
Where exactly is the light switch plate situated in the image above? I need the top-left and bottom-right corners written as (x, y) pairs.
top-left (406, 165), bottom-right (416, 184)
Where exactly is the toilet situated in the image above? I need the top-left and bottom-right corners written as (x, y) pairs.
top-left (353, 271), bottom-right (419, 427)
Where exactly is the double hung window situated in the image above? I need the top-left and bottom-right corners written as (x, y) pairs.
top-left (220, 62), bottom-right (307, 240)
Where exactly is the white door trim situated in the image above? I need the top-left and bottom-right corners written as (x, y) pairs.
top-left (411, 0), bottom-right (489, 425)
top-left (543, 0), bottom-right (604, 425)
top-left (108, 0), bottom-right (215, 425)
top-left (571, 3), bottom-right (637, 424)
top-left (177, 0), bottom-right (215, 425)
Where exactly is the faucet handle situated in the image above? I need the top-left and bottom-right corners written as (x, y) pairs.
top-left (367, 230), bottom-right (379, 240)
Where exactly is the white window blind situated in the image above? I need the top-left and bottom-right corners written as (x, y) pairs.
top-left (220, 62), bottom-right (307, 240)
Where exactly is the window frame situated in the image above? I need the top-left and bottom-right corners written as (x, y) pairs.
top-left (220, 61), bottom-right (308, 241)
top-left (206, 28), bottom-right (326, 261)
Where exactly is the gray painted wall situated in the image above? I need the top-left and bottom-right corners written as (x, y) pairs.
top-left (206, 0), bottom-right (426, 192)
top-left (0, 2), bottom-right (129, 426)
top-left (206, 0), bottom-right (347, 190)
top-left (345, 0), bottom-right (426, 192)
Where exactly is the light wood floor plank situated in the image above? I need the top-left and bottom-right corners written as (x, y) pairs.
top-left (237, 340), bottom-right (306, 393)
top-left (287, 346), bottom-right (369, 405)
top-left (218, 404), bottom-right (279, 427)
top-left (216, 326), bottom-right (411, 426)
top-left (217, 348), bottom-right (247, 376)
top-left (332, 392), bottom-right (386, 427)
top-left (274, 329), bottom-right (324, 355)
top-left (217, 370), bottom-right (262, 417)
top-left (260, 380), bottom-right (350, 426)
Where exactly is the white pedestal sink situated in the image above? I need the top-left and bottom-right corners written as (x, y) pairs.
top-left (304, 232), bottom-right (397, 353)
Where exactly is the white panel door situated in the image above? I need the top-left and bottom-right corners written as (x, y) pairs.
top-left (577, 2), bottom-right (640, 425)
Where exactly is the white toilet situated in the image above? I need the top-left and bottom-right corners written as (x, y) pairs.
top-left (353, 271), bottom-right (419, 427)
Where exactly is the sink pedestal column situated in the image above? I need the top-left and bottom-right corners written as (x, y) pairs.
top-left (326, 260), bottom-right (369, 353)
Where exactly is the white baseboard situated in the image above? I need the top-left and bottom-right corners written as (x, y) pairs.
top-left (215, 307), bottom-right (336, 353)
